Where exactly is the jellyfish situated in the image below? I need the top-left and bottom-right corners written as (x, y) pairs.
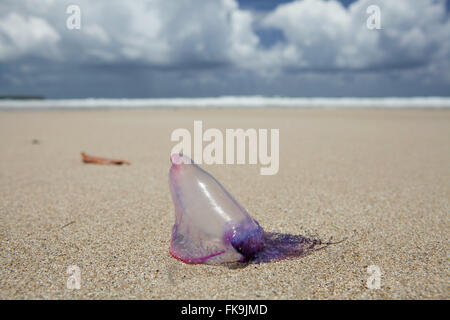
top-left (168, 153), bottom-right (329, 264)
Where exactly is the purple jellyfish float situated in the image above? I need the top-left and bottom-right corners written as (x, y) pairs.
top-left (168, 153), bottom-right (332, 264)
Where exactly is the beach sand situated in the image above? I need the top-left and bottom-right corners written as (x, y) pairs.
top-left (0, 108), bottom-right (448, 299)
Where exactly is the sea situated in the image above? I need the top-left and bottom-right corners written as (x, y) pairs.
top-left (1, 96), bottom-right (450, 109)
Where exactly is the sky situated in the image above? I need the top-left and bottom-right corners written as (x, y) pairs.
top-left (0, 0), bottom-right (449, 98)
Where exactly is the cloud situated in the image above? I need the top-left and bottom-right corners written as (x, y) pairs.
top-left (0, 0), bottom-right (449, 97)
top-left (261, 0), bottom-right (450, 71)
top-left (0, 0), bottom-right (261, 68)
top-left (1, 0), bottom-right (448, 71)
top-left (0, 12), bottom-right (60, 60)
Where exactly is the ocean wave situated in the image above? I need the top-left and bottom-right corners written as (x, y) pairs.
top-left (1, 96), bottom-right (450, 109)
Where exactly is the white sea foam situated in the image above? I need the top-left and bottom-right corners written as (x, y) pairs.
top-left (1, 96), bottom-right (450, 109)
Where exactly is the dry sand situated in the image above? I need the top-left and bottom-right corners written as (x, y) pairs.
top-left (0, 108), bottom-right (448, 299)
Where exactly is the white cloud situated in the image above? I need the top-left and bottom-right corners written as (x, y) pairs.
top-left (0, 12), bottom-right (60, 60)
top-left (0, 0), bottom-right (448, 84)
top-left (262, 0), bottom-right (450, 72)
top-left (0, 0), bottom-right (259, 66)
